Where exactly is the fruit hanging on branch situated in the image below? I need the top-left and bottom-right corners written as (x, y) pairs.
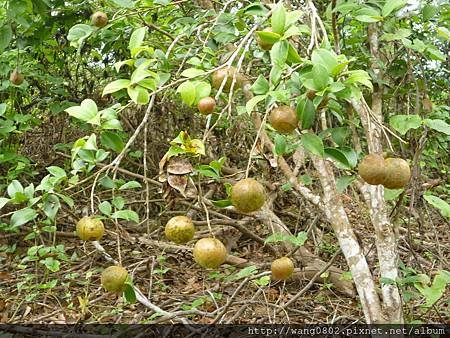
top-left (165, 215), bottom-right (195, 244)
top-left (357, 154), bottom-right (386, 185)
top-left (231, 178), bottom-right (266, 213)
top-left (211, 66), bottom-right (243, 92)
top-left (10, 69), bottom-right (24, 85)
top-left (92, 11), bottom-right (108, 27)
top-left (383, 158), bottom-right (411, 189)
top-left (76, 216), bottom-right (105, 241)
top-left (271, 257), bottom-right (294, 280)
top-left (193, 237), bottom-right (227, 269)
top-left (197, 96), bottom-right (216, 115)
top-left (101, 266), bottom-right (129, 293)
top-left (269, 105), bottom-right (299, 134)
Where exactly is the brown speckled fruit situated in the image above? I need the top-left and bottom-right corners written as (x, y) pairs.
top-left (76, 216), bottom-right (105, 241)
top-left (193, 237), bottom-right (227, 269)
top-left (92, 11), bottom-right (108, 27)
top-left (271, 257), bottom-right (294, 280)
top-left (269, 106), bottom-right (299, 134)
top-left (383, 158), bottom-right (411, 189)
top-left (211, 66), bottom-right (242, 92)
top-left (256, 27), bottom-right (274, 51)
top-left (358, 154), bottom-right (386, 185)
top-left (197, 97), bottom-right (216, 115)
top-left (231, 178), bottom-right (266, 213)
top-left (165, 215), bottom-right (195, 244)
top-left (10, 69), bottom-right (24, 85)
top-left (101, 266), bottom-right (128, 293)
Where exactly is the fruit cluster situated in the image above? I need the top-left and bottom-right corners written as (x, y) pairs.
top-left (358, 154), bottom-right (411, 189)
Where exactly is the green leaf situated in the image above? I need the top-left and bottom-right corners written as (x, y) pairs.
top-left (423, 119), bottom-right (450, 135)
top-left (177, 81), bottom-right (196, 106)
top-left (225, 266), bottom-right (258, 282)
top-left (269, 65), bottom-right (283, 86)
top-left (0, 197), bottom-right (9, 210)
top-left (344, 70), bottom-right (373, 90)
top-left (99, 201), bottom-right (112, 216)
top-left (100, 131), bottom-right (124, 152)
top-left (111, 0), bottom-right (134, 8)
top-left (289, 231), bottom-right (307, 247)
top-left (65, 99), bottom-right (99, 125)
top-left (254, 275), bottom-right (270, 286)
top-left (415, 270), bottom-right (450, 307)
top-left (296, 98), bottom-right (315, 129)
top-left (389, 115), bottom-right (422, 135)
top-left (301, 133), bottom-right (324, 157)
top-left (10, 208), bottom-right (37, 227)
top-left (271, 3), bottom-right (286, 34)
top-left (112, 210), bottom-right (139, 223)
top-left (256, 30), bottom-right (281, 44)
top-left (423, 195), bottom-right (450, 218)
top-left (422, 4), bottom-right (438, 21)
top-left (119, 181), bottom-right (142, 190)
top-left (0, 103), bottom-right (6, 116)
top-left (243, 3), bottom-right (268, 16)
top-left (355, 15), bottom-right (382, 23)
top-left (274, 134), bottom-right (287, 155)
top-left (384, 188), bottom-right (403, 201)
top-left (123, 285), bottom-right (137, 303)
top-left (129, 27), bottom-right (147, 56)
top-left (382, 0), bottom-right (407, 17)
top-left (127, 86), bottom-right (149, 105)
top-left (287, 42), bottom-right (302, 64)
top-left (312, 64), bottom-right (330, 90)
top-left (180, 68), bottom-right (205, 78)
top-left (0, 25), bottom-right (12, 52)
top-left (211, 199), bottom-right (232, 208)
top-left (67, 24), bottom-right (94, 47)
top-left (426, 45), bottom-right (446, 61)
top-left (251, 75), bottom-right (269, 95)
top-left (270, 40), bottom-right (289, 67)
top-left (264, 232), bottom-right (286, 244)
top-left (311, 49), bottom-right (338, 74)
top-left (336, 176), bottom-right (356, 193)
top-left (47, 166), bottom-right (66, 179)
top-left (245, 95), bottom-right (266, 114)
top-left (8, 180), bottom-right (24, 198)
top-left (437, 27), bottom-right (450, 41)
top-left (324, 148), bottom-right (351, 169)
top-left (194, 81), bottom-right (211, 104)
top-left (131, 68), bottom-right (153, 85)
top-left (42, 257), bottom-right (60, 273)
top-left (103, 80), bottom-right (131, 95)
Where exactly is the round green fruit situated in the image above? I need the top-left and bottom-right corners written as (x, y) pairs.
top-left (92, 11), bottom-right (108, 28)
top-left (165, 215), bottom-right (195, 244)
top-left (383, 158), bottom-right (411, 189)
top-left (76, 216), bottom-right (105, 241)
top-left (101, 266), bottom-right (128, 293)
top-left (269, 106), bottom-right (299, 134)
top-left (271, 257), bottom-right (294, 280)
top-left (231, 178), bottom-right (266, 213)
top-left (193, 237), bottom-right (227, 269)
top-left (358, 154), bottom-right (386, 185)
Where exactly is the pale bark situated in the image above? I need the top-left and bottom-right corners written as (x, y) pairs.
top-left (348, 23), bottom-right (403, 323)
top-left (312, 156), bottom-right (385, 323)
